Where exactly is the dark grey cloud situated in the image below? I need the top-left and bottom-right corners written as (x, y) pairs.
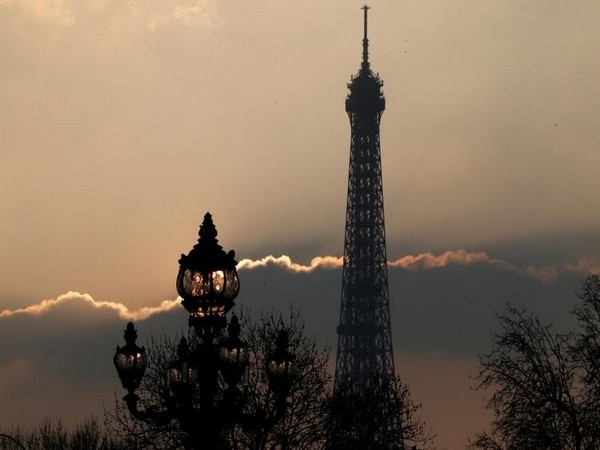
top-left (0, 261), bottom-right (586, 447)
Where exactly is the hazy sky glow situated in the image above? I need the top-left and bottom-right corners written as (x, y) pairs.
top-left (3, 1), bottom-right (600, 447)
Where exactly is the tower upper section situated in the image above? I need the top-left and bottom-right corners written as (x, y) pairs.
top-left (346, 6), bottom-right (385, 116)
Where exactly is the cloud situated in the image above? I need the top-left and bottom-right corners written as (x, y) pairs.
top-left (0, 251), bottom-right (588, 442)
top-left (564, 257), bottom-right (600, 275)
top-left (237, 250), bottom-right (518, 274)
top-left (238, 250), bottom-right (597, 283)
top-left (238, 255), bottom-right (343, 272)
top-left (0, 356), bottom-right (112, 429)
top-left (389, 249), bottom-right (510, 270)
top-left (4, 0), bottom-right (76, 27)
top-left (0, 291), bottom-right (179, 321)
top-left (388, 249), bottom-right (561, 283)
top-left (149, 0), bottom-right (221, 30)
top-left (3, 0), bottom-right (220, 34)
top-left (2, 250), bottom-right (597, 322)
top-left (0, 357), bottom-right (36, 389)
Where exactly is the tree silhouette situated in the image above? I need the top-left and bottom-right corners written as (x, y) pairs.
top-left (327, 375), bottom-right (430, 450)
top-left (471, 275), bottom-right (600, 449)
top-left (107, 311), bottom-right (331, 449)
top-left (0, 418), bottom-right (119, 450)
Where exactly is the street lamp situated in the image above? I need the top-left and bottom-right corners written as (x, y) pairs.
top-left (113, 212), bottom-right (295, 449)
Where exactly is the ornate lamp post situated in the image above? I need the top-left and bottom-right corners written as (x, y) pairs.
top-left (113, 213), bottom-right (295, 449)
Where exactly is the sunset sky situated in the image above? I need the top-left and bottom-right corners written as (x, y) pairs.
top-left (3, 1), bottom-right (600, 448)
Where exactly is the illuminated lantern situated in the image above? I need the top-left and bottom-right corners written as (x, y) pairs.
top-left (113, 322), bottom-right (147, 393)
top-left (176, 213), bottom-right (240, 321)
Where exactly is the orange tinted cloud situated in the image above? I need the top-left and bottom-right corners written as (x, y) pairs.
top-left (238, 255), bottom-right (343, 272)
top-left (238, 250), bottom-right (598, 283)
top-left (238, 250), bottom-right (514, 273)
top-left (2, 251), bottom-right (597, 320)
top-left (0, 291), bottom-right (179, 321)
top-left (388, 249), bottom-right (511, 270)
top-left (388, 250), bottom-right (561, 282)
top-left (149, 0), bottom-right (220, 30)
top-left (5, 0), bottom-right (76, 27)
top-left (564, 257), bottom-right (600, 275)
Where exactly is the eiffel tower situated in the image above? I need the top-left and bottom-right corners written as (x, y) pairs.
top-left (332, 6), bottom-right (400, 449)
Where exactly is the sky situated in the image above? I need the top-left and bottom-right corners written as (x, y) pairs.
top-left (2, 0), bottom-right (600, 448)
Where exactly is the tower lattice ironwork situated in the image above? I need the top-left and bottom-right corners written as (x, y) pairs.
top-left (334, 5), bottom-right (395, 393)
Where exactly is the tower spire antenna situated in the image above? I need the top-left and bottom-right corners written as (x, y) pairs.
top-left (362, 5), bottom-right (370, 70)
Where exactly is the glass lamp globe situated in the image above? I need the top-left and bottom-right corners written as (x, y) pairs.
top-left (114, 322), bottom-right (147, 393)
top-left (219, 315), bottom-right (249, 385)
top-left (167, 337), bottom-right (198, 398)
top-left (177, 213), bottom-right (240, 319)
top-left (266, 330), bottom-right (296, 386)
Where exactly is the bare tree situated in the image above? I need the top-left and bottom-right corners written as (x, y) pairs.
top-left (231, 312), bottom-right (331, 450)
top-left (471, 276), bottom-right (600, 449)
top-left (106, 310), bottom-right (331, 450)
top-left (0, 418), bottom-right (119, 450)
top-left (573, 275), bottom-right (600, 442)
top-left (327, 374), bottom-right (431, 450)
